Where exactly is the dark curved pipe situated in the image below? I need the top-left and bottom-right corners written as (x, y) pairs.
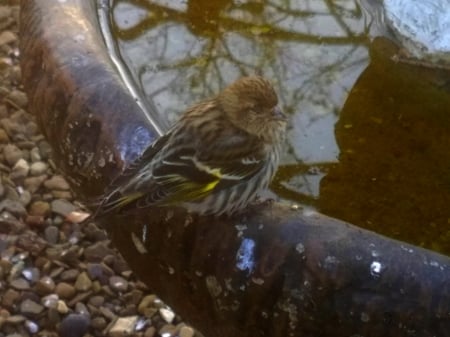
top-left (19, 1), bottom-right (450, 336)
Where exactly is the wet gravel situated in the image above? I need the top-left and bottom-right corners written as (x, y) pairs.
top-left (0, 3), bottom-right (197, 337)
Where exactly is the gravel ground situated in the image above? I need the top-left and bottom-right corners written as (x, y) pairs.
top-left (0, 3), bottom-right (196, 337)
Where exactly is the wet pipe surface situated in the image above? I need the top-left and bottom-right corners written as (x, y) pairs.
top-left (19, 0), bottom-right (450, 336)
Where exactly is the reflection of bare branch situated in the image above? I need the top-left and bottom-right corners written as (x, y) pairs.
top-left (116, 0), bottom-right (369, 45)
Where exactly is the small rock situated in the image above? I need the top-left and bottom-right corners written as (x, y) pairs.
top-left (59, 269), bottom-right (80, 282)
top-left (144, 326), bottom-right (156, 337)
top-left (74, 272), bottom-right (92, 292)
top-left (75, 302), bottom-right (89, 316)
top-left (29, 147), bottom-right (41, 162)
top-left (29, 161), bottom-right (48, 176)
top-left (24, 175), bottom-right (47, 193)
top-left (51, 199), bottom-right (77, 217)
top-left (159, 308), bottom-right (175, 324)
top-left (59, 314), bottom-right (90, 337)
top-left (35, 276), bottom-right (55, 295)
top-left (22, 267), bottom-right (40, 282)
top-left (91, 316), bottom-right (107, 330)
top-left (20, 298), bottom-right (44, 317)
top-left (38, 140), bottom-right (52, 160)
top-left (0, 128), bottom-right (9, 142)
top-left (6, 89), bottom-right (28, 108)
top-left (3, 144), bottom-right (22, 166)
top-left (57, 300), bottom-right (69, 314)
top-left (138, 295), bottom-right (157, 315)
top-left (5, 315), bottom-right (26, 324)
top-left (25, 215), bottom-right (45, 227)
top-left (41, 294), bottom-right (58, 309)
top-left (10, 277), bottom-right (30, 290)
top-left (86, 262), bottom-right (114, 284)
top-left (88, 295), bottom-right (105, 307)
top-left (179, 326), bottom-right (195, 337)
top-left (55, 282), bottom-right (76, 299)
top-left (19, 190), bottom-right (31, 206)
top-left (24, 319), bottom-right (39, 334)
top-left (0, 199), bottom-right (26, 217)
top-left (0, 211), bottom-right (25, 234)
top-left (44, 226), bottom-right (59, 244)
top-left (44, 175), bottom-right (70, 190)
top-left (159, 324), bottom-right (177, 336)
top-left (109, 275), bottom-right (128, 292)
top-left (0, 30), bottom-right (17, 46)
top-left (11, 158), bottom-right (29, 179)
top-left (0, 6), bottom-right (13, 22)
top-left (51, 190), bottom-right (72, 200)
top-left (28, 200), bottom-right (51, 217)
top-left (16, 230), bottom-right (47, 254)
top-left (84, 242), bottom-right (114, 262)
top-left (2, 288), bottom-right (20, 308)
top-left (108, 316), bottom-right (138, 337)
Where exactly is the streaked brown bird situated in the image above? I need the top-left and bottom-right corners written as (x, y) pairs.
top-left (95, 76), bottom-right (287, 216)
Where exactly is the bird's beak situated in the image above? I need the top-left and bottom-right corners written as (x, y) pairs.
top-left (273, 106), bottom-right (287, 121)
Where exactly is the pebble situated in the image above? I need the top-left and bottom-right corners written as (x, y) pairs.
top-left (87, 262), bottom-right (114, 284)
top-left (24, 319), bottom-right (39, 334)
top-left (0, 128), bottom-right (9, 142)
top-left (159, 323), bottom-right (177, 336)
top-left (28, 200), bottom-right (51, 217)
top-left (38, 140), bottom-right (52, 160)
top-left (0, 30), bottom-right (16, 46)
top-left (21, 267), bottom-right (39, 282)
top-left (108, 316), bottom-right (138, 337)
top-left (2, 288), bottom-right (20, 308)
top-left (0, 199), bottom-right (26, 216)
top-left (44, 225), bottom-right (59, 244)
top-left (29, 147), bottom-right (41, 162)
top-left (18, 190), bottom-right (31, 206)
top-left (109, 275), bottom-right (128, 292)
top-left (5, 315), bottom-right (26, 324)
top-left (74, 272), bottom-right (92, 292)
top-left (179, 326), bottom-right (195, 337)
top-left (159, 308), bottom-right (175, 324)
top-left (50, 199), bottom-right (76, 217)
top-left (6, 89), bottom-right (28, 108)
top-left (54, 282), bottom-right (76, 299)
top-left (144, 326), bottom-right (156, 337)
top-left (0, 6), bottom-right (13, 22)
top-left (24, 175), bottom-right (47, 193)
top-left (59, 268), bottom-right (80, 282)
top-left (3, 143), bottom-right (22, 166)
top-left (59, 313), bottom-right (90, 337)
top-left (41, 294), bottom-right (59, 309)
top-left (10, 158), bottom-right (29, 179)
top-left (10, 277), bottom-right (30, 290)
top-left (56, 300), bottom-right (69, 314)
top-left (91, 316), bottom-right (107, 330)
top-left (20, 298), bottom-right (44, 317)
top-left (35, 276), bottom-right (55, 295)
top-left (84, 242), bottom-right (114, 262)
top-left (44, 175), bottom-right (70, 190)
top-left (29, 161), bottom-right (48, 176)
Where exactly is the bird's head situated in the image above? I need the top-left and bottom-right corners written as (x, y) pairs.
top-left (218, 76), bottom-right (287, 143)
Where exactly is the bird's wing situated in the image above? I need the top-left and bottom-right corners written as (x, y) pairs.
top-left (92, 132), bottom-right (172, 216)
top-left (95, 126), bottom-right (265, 214)
top-left (145, 130), bottom-right (266, 205)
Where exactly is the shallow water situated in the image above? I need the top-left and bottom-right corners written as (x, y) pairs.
top-left (108, 0), bottom-right (450, 255)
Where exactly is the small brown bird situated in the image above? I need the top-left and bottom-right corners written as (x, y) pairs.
top-left (95, 76), bottom-right (287, 216)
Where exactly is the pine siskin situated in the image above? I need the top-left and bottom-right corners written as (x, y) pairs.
top-left (95, 76), bottom-right (287, 217)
